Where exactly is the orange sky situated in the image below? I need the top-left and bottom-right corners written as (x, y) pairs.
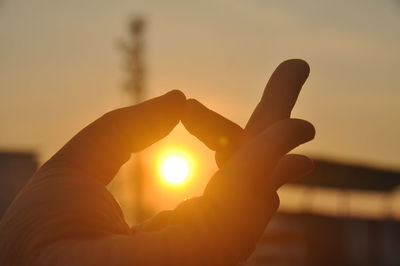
top-left (1, 0), bottom-right (399, 221)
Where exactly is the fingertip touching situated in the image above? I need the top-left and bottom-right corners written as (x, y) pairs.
top-left (158, 90), bottom-right (187, 123)
top-left (138, 89), bottom-right (187, 136)
top-left (165, 89), bottom-right (187, 106)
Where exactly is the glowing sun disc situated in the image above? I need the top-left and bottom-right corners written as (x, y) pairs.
top-left (161, 156), bottom-right (190, 184)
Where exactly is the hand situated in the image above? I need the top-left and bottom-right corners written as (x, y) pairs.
top-left (141, 59), bottom-right (315, 262)
top-left (0, 59), bottom-right (314, 266)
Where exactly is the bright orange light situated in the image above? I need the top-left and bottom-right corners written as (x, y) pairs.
top-left (161, 156), bottom-right (189, 184)
top-left (158, 149), bottom-right (193, 186)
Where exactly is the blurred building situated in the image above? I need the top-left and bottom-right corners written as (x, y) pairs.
top-left (0, 151), bottom-right (38, 217)
top-left (245, 159), bottom-right (400, 266)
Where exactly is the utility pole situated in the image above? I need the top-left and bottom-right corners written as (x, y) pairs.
top-left (120, 17), bottom-right (146, 223)
top-left (122, 18), bottom-right (146, 103)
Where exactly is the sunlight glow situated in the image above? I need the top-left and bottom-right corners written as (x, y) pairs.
top-left (158, 149), bottom-right (194, 186)
top-left (161, 156), bottom-right (189, 184)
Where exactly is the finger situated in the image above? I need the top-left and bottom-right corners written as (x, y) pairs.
top-left (205, 119), bottom-right (315, 199)
top-left (270, 154), bottom-right (314, 190)
top-left (133, 210), bottom-right (174, 232)
top-left (181, 99), bottom-right (244, 167)
top-left (201, 120), bottom-right (315, 252)
top-left (238, 119), bottom-right (315, 180)
top-left (167, 122), bottom-right (314, 261)
top-left (244, 59), bottom-right (310, 140)
top-left (45, 90), bottom-right (186, 185)
top-left (215, 59), bottom-right (311, 166)
top-left (181, 99), bottom-right (243, 151)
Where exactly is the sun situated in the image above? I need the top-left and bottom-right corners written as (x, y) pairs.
top-left (160, 155), bottom-right (190, 185)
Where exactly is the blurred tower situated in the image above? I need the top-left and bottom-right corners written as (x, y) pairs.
top-left (122, 18), bottom-right (146, 103)
top-left (120, 17), bottom-right (146, 223)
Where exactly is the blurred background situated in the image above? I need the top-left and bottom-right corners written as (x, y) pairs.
top-left (1, 0), bottom-right (399, 265)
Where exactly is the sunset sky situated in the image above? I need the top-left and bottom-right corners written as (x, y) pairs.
top-left (1, 0), bottom-right (399, 217)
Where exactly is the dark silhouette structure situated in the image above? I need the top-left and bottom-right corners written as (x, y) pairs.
top-left (294, 159), bottom-right (400, 192)
top-left (0, 151), bottom-right (38, 217)
top-left (246, 160), bottom-right (400, 266)
top-left (247, 212), bottom-right (400, 266)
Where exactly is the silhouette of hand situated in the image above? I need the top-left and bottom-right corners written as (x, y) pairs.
top-left (0, 59), bottom-right (314, 265)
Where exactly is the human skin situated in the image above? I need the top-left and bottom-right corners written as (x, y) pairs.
top-left (0, 59), bottom-right (314, 266)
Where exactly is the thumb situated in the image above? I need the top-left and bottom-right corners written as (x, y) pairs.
top-left (43, 90), bottom-right (186, 185)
